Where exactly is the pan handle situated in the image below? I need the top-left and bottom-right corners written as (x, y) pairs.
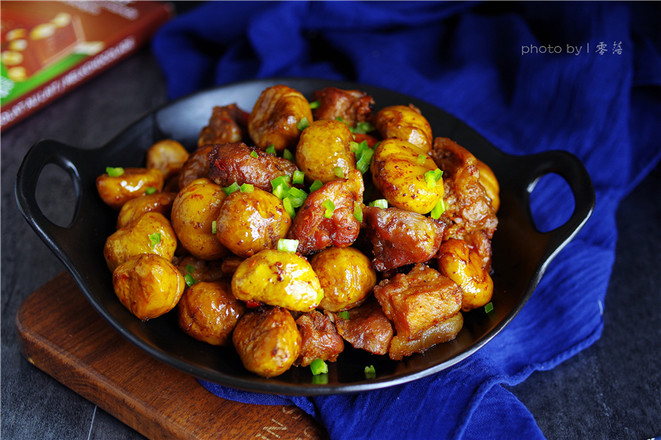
top-left (14, 139), bottom-right (91, 245)
top-left (517, 150), bottom-right (595, 260)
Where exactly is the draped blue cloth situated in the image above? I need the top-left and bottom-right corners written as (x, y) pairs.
top-left (151, 2), bottom-right (661, 438)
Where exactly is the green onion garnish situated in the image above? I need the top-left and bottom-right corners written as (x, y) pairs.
top-left (211, 220), bottom-right (217, 234)
top-left (425, 169), bottom-right (443, 189)
top-left (297, 117), bottom-right (309, 131)
top-left (282, 197), bottom-right (296, 218)
top-left (338, 310), bottom-right (350, 319)
top-left (265, 144), bottom-right (276, 155)
top-left (287, 187), bottom-right (308, 208)
top-left (272, 184), bottom-right (287, 200)
top-left (184, 273), bottom-right (197, 287)
top-left (364, 365), bottom-right (376, 379)
top-left (283, 149), bottom-right (294, 161)
top-left (309, 100), bottom-right (320, 109)
top-left (484, 302), bottom-right (494, 314)
top-left (185, 264), bottom-right (195, 274)
top-left (351, 140), bottom-right (374, 174)
top-left (148, 232), bottom-right (161, 249)
top-left (106, 166), bottom-right (124, 177)
top-left (250, 150), bottom-right (259, 158)
top-left (352, 121), bottom-right (375, 134)
top-left (222, 182), bottom-right (240, 196)
top-left (430, 199), bottom-right (446, 219)
top-left (417, 154), bottom-right (427, 165)
top-left (355, 147), bottom-right (374, 174)
top-left (309, 180), bottom-right (323, 193)
top-left (271, 175), bottom-right (291, 191)
top-left (353, 204), bottom-right (363, 222)
top-left (369, 199), bottom-right (388, 209)
top-left (145, 186), bottom-right (156, 195)
top-left (322, 199), bottom-right (335, 218)
top-left (334, 166), bottom-right (345, 178)
top-left (277, 238), bottom-right (299, 253)
top-left (292, 170), bottom-right (305, 185)
top-left (240, 183), bottom-right (254, 193)
top-left (310, 358), bottom-right (328, 375)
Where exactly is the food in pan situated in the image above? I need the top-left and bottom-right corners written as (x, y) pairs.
top-left (96, 84), bottom-right (499, 379)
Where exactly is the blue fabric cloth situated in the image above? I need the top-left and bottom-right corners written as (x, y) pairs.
top-left (152, 2), bottom-right (661, 439)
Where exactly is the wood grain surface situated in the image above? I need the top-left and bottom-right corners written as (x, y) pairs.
top-left (15, 271), bottom-right (328, 440)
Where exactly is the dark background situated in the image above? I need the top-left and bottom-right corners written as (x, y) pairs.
top-left (2, 3), bottom-right (660, 439)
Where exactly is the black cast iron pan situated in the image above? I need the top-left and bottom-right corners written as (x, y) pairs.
top-left (15, 78), bottom-right (595, 395)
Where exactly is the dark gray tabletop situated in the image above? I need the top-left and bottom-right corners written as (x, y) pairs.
top-left (2, 46), bottom-right (660, 440)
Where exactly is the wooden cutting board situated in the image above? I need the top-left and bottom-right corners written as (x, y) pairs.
top-left (15, 271), bottom-right (328, 440)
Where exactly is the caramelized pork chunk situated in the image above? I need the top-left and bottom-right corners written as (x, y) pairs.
top-left (389, 313), bottom-right (463, 361)
top-left (178, 145), bottom-right (214, 189)
top-left (363, 206), bottom-right (443, 271)
top-left (198, 104), bottom-right (249, 147)
top-left (208, 142), bottom-right (298, 191)
top-left (333, 298), bottom-right (393, 356)
top-left (310, 87), bottom-right (374, 127)
top-left (431, 137), bottom-right (498, 241)
top-left (295, 310), bottom-right (344, 367)
top-left (373, 264), bottom-right (462, 340)
top-left (287, 171), bottom-right (364, 255)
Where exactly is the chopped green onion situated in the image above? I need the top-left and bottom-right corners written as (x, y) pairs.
top-left (184, 273), bottom-right (197, 287)
top-left (351, 140), bottom-right (374, 174)
top-left (369, 199), bottom-right (388, 209)
top-left (222, 182), bottom-right (240, 196)
top-left (287, 187), bottom-right (308, 208)
top-left (297, 117), bottom-right (309, 131)
top-left (425, 169), bottom-right (443, 189)
top-left (211, 220), bottom-right (217, 234)
top-left (355, 147), bottom-right (374, 174)
top-left (271, 176), bottom-right (290, 199)
top-left (352, 121), bottom-right (375, 134)
top-left (335, 116), bottom-right (346, 124)
top-left (266, 144), bottom-right (276, 155)
top-left (271, 175), bottom-right (291, 190)
top-left (283, 149), bottom-right (294, 161)
top-left (417, 154), bottom-right (428, 165)
top-left (310, 358), bottom-right (328, 375)
top-left (364, 365), bottom-right (376, 379)
top-left (277, 238), bottom-right (299, 253)
top-left (272, 184), bottom-right (287, 200)
top-left (322, 199), bottom-right (335, 218)
top-left (145, 186), bottom-right (156, 195)
top-left (250, 150), bottom-right (259, 158)
top-left (309, 180), bottom-right (323, 193)
top-left (148, 232), bottom-right (161, 249)
top-left (338, 310), bottom-right (350, 319)
top-left (430, 199), bottom-right (446, 219)
top-left (185, 264), bottom-right (195, 274)
top-left (484, 302), bottom-right (494, 314)
top-left (240, 183), bottom-right (254, 193)
top-left (309, 100), bottom-right (320, 109)
top-left (334, 166), bottom-right (345, 178)
top-left (106, 166), bottom-right (124, 177)
top-left (282, 197), bottom-right (296, 218)
top-left (292, 170), bottom-right (305, 185)
top-left (353, 204), bottom-right (363, 222)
